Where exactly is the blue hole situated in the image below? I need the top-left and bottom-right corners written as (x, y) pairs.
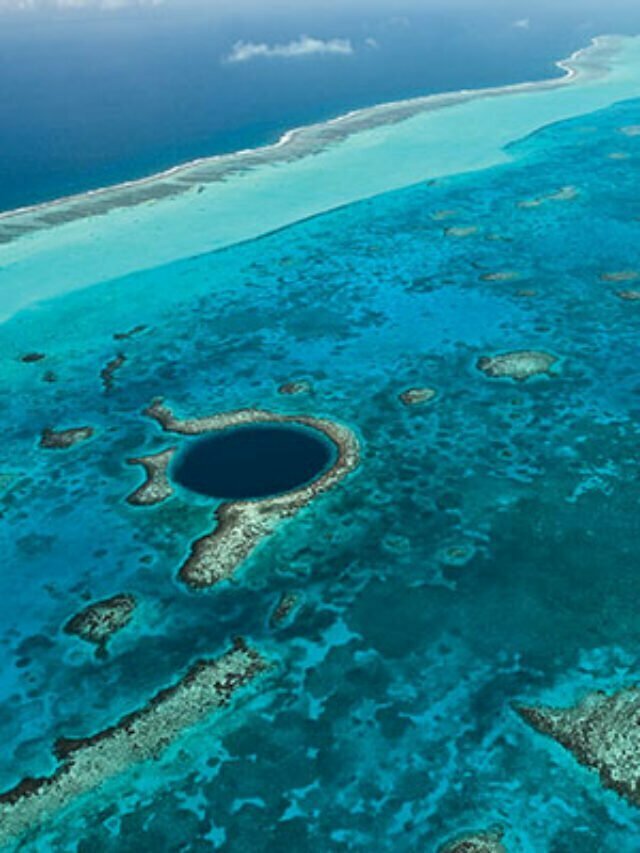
top-left (171, 424), bottom-right (336, 500)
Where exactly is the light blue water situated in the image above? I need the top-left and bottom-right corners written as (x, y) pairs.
top-left (2, 93), bottom-right (640, 849)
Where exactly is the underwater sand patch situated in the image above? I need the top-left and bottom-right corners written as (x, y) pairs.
top-left (619, 125), bottom-right (640, 137)
top-left (144, 400), bottom-right (360, 589)
top-left (517, 686), bottom-right (640, 808)
top-left (126, 447), bottom-right (178, 507)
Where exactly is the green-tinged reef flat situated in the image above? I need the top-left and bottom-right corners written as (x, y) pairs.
top-left (0, 641), bottom-right (270, 848)
top-left (8, 39), bottom-right (640, 850)
top-left (5, 36), bottom-right (640, 321)
top-left (143, 400), bottom-right (360, 588)
top-left (518, 687), bottom-right (640, 808)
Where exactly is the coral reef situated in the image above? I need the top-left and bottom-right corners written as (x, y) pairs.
top-left (113, 324), bottom-right (147, 341)
top-left (445, 225), bottom-right (478, 237)
top-left (476, 351), bottom-right (557, 382)
top-left (518, 186), bottom-right (578, 208)
top-left (278, 380), bottom-right (312, 396)
top-left (64, 594), bottom-right (136, 658)
top-left (40, 427), bottom-right (94, 450)
top-left (269, 591), bottom-right (301, 627)
top-left (144, 400), bottom-right (360, 589)
top-left (398, 387), bottom-right (437, 406)
top-left (600, 270), bottom-right (639, 282)
top-left (100, 353), bottom-right (127, 392)
top-left (439, 826), bottom-right (506, 853)
top-left (0, 640), bottom-right (270, 847)
top-left (518, 686), bottom-right (640, 807)
top-left (126, 447), bottom-right (177, 507)
top-left (480, 271), bottom-right (519, 282)
top-left (431, 209), bottom-right (458, 221)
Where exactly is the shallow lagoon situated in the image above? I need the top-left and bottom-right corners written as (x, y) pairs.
top-left (3, 76), bottom-right (640, 852)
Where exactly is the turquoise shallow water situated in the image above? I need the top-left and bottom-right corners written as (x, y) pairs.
top-left (4, 94), bottom-right (640, 849)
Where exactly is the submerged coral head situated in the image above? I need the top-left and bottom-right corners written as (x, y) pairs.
top-left (171, 423), bottom-right (337, 500)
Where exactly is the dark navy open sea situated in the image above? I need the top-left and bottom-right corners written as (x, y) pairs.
top-left (2, 0), bottom-right (640, 213)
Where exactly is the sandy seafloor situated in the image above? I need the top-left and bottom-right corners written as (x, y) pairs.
top-left (4, 35), bottom-right (640, 853)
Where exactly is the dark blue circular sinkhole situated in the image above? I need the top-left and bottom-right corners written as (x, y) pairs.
top-left (171, 424), bottom-right (337, 500)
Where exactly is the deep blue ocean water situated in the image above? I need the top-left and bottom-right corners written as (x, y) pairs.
top-left (172, 426), bottom-right (335, 500)
top-left (4, 90), bottom-right (640, 848)
top-left (3, 0), bottom-right (640, 212)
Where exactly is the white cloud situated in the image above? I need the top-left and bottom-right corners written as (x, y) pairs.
top-left (513, 18), bottom-right (531, 30)
top-left (365, 37), bottom-right (379, 49)
top-left (225, 35), bottom-right (354, 64)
